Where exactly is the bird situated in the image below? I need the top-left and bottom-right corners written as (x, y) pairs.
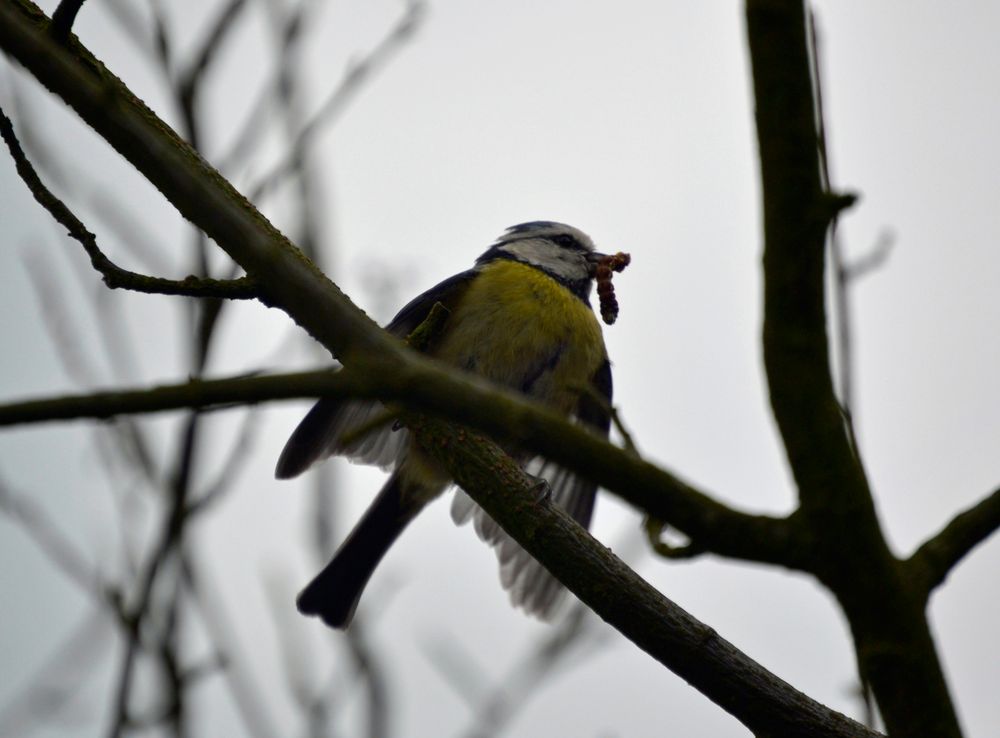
top-left (275, 221), bottom-right (617, 629)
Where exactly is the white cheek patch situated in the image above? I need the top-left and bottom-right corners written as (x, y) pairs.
top-left (502, 240), bottom-right (589, 282)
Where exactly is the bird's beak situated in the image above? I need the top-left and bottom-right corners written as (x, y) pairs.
top-left (586, 250), bottom-right (610, 275)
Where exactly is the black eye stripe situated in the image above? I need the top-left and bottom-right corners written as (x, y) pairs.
top-left (552, 234), bottom-right (584, 250)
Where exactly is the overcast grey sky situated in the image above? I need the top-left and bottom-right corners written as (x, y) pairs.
top-left (1, 1), bottom-right (998, 736)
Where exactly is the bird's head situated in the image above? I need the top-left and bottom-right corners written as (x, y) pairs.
top-left (478, 221), bottom-right (610, 298)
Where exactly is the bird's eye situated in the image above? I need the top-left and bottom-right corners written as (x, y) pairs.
top-left (552, 234), bottom-right (580, 250)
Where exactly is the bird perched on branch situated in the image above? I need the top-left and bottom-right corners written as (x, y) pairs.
top-left (276, 221), bottom-right (628, 629)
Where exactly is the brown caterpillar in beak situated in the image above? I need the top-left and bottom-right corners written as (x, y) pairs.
top-left (595, 252), bottom-right (631, 325)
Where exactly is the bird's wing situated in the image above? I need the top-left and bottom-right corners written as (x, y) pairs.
top-left (450, 358), bottom-right (613, 618)
top-left (274, 269), bottom-right (479, 479)
top-left (384, 268), bottom-right (479, 337)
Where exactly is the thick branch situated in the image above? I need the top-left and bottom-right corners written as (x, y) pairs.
top-left (908, 486), bottom-right (1000, 596)
top-left (413, 417), bottom-right (880, 738)
top-left (749, 0), bottom-right (869, 526)
top-left (747, 2), bottom-right (960, 736)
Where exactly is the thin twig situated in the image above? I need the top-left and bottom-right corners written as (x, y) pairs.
top-left (176, 0), bottom-right (250, 110)
top-left (0, 475), bottom-right (100, 593)
top-left (50, 0), bottom-right (88, 43)
top-left (0, 609), bottom-right (111, 736)
top-left (248, 0), bottom-right (425, 201)
top-left (643, 516), bottom-right (704, 560)
top-left (0, 106), bottom-right (261, 300)
top-left (0, 369), bottom-right (349, 426)
top-left (22, 250), bottom-right (104, 388)
top-left (184, 408), bottom-right (260, 516)
top-left (908, 486), bottom-right (1000, 596)
top-left (438, 525), bottom-right (645, 738)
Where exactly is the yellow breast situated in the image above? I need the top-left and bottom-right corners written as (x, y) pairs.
top-left (433, 260), bottom-right (606, 413)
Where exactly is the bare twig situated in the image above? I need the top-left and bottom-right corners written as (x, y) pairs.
top-left (49, 0), bottom-right (88, 42)
top-left (176, 0), bottom-right (250, 110)
top-left (643, 517), bottom-right (704, 560)
top-left (0, 369), bottom-right (344, 426)
top-left (182, 555), bottom-right (283, 738)
top-left (438, 527), bottom-right (644, 738)
top-left (0, 476), bottom-right (100, 593)
top-left (0, 609), bottom-right (111, 736)
top-left (0, 360), bottom-right (800, 574)
top-left (184, 408), bottom-right (260, 516)
top-left (248, 0), bottom-right (425, 201)
top-left (88, 190), bottom-right (175, 275)
top-left (459, 604), bottom-right (611, 738)
top-left (22, 250), bottom-right (104, 388)
top-left (0, 106), bottom-right (261, 300)
top-left (810, 10), bottom-right (891, 437)
top-left (908, 486), bottom-right (1000, 596)
top-left (101, 0), bottom-right (148, 54)
top-left (810, 9), bottom-right (856, 420)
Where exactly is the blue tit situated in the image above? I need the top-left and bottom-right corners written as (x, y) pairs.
top-left (276, 221), bottom-right (616, 629)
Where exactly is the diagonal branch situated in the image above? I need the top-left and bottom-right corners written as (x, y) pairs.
top-left (412, 415), bottom-right (881, 738)
top-left (247, 0), bottom-right (425, 201)
top-left (907, 486), bottom-right (1000, 597)
top-left (176, 0), bottom-right (249, 109)
top-left (0, 475), bottom-right (99, 592)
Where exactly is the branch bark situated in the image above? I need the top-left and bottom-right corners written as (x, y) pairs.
top-left (412, 417), bottom-right (880, 738)
top-left (0, 368), bottom-right (798, 569)
top-left (746, 2), bottom-right (961, 735)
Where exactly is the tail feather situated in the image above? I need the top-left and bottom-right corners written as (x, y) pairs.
top-left (297, 472), bottom-right (426, 629)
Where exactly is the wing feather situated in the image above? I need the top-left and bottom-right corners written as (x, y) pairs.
top-left (450, 359), bottom-right (613, 618)
top-left (274, 270), bottom-right (478, 479)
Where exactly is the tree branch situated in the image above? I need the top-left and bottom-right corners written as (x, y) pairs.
top-left (0, 106), bottom-right (260, 299)
top-left (247, 0), bottom-right (425, 201)
top-left (411, 416), bottom-right (881, 738)
top-left (0, 363), bottom-right (801, 570)
top-left (176, 0), bottom-right (249, 111)
top-left (747, 2), bottom-right (960, 735)
top-left (907, 486), bottom-right (1000, 596)
top-left (48, 0), bottom-right (86, 42)
top-left (0, 370), bottom-right (341, 425)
